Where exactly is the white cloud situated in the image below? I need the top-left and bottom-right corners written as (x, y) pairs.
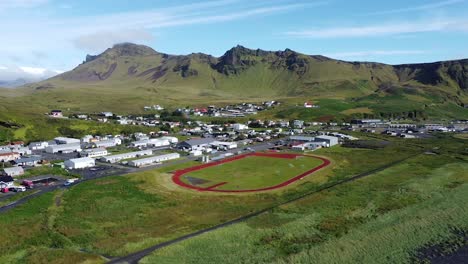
top-left (0, 66), bottom-right (62, 82)
top-left (74, 29), bottom-right (154, 53)
top-left (325, 50), bottom-right (427, 59)
top-left (285, 19), bottom-right (468, 38)
top-left (366, 0), bottom-right (465, 15)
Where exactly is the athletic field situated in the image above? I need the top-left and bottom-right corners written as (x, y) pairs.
top-left (172, 152), bottom-right (330, 193)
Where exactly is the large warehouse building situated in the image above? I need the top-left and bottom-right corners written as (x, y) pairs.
top-left (45, 143), bottom-right (82, 154)
top-left (128, 153), bottom-right (180, 167)
top-left (64, 157), bottom-right (95, 169)
top-left (54, 137), bottom-right (81, 145)
top-left (100, 149), bottom-right (153, 163)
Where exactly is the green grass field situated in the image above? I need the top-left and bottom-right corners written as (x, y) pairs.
top-left (181, 155), bottom-right (323, 190)
top-left (0, 134), bottom-right (466, 263)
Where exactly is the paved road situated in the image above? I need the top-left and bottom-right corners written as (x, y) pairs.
top-left (108, 153), bottom-right (422, 264)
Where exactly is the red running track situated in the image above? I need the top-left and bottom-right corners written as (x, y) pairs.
top-left (172, 152), bottom-right (331, 193)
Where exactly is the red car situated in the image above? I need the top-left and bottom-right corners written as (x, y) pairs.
top-left (1, 187), bottom-right (9, 193)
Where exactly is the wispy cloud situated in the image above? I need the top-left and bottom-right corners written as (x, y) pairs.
top-left (366, 0), bottom-right (465, 15)
top-left (0, 0), bottom-right (327, 78)
top-left (285, 19), bottom-right (468, 38)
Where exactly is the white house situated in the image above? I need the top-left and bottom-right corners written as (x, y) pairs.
top-left (80, 148), bottom-right (108, 158)
top-left (45, 143), bottom-right (82, 154)
top-left (0, 151), bottom-right (20, 162)
top-left (189, 150), bottom-right (203, 157)
top-left (128, 153), bottom-right (180, 167)
top-left (0, 176), bottom-right (14, 188)
top-left (232, 123), bottom-right (248, 131)
top-left (64, 157), bottom-right (95, 169)
top-left (10, 146), bottom-right (32, 156)
top-left (211, 141), bottom-right (238, 150)
top-left (3, 166), bottom-right (25, 177)
top-left (81, 135), bottom-right (94, 143)
top-left (54, 137), bottom-right (81, 145)
top-left (28, 141), bottom-right (49, 150)
top-left (93, 138), bottom-right (121, 148)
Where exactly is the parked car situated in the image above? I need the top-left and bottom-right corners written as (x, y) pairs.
top-left (21, 180), bottom-right (34, 189)
top-left (1, 187), bottom-right (9, 193)
top-left (64, 178), bottom-right (79, 186)
top-left (8, 186), bottom-right (26, 192)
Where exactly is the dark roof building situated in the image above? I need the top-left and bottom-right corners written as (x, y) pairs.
top-left (177, 138), bottom-right (216, 150)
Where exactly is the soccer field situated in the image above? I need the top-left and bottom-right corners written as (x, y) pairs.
top-left (173, 153), bottom-right (330, 193)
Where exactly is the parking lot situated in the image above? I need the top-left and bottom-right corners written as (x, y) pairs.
top-left (70, 164), bottom-right (130, 180)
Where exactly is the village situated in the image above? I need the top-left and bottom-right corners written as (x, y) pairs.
top-left (1, 101), bottom-right (466, 196)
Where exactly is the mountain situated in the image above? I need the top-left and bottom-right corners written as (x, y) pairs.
top-left (0, 77), bottom-right (43, 88)
top-left (7, 43), bottom-right (468, 118)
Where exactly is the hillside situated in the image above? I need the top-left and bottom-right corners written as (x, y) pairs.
top-left (2, 43), bottom-right (467, 119)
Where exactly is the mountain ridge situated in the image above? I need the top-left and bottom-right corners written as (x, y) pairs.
top-left (5, 42), bottom-right (465, 119)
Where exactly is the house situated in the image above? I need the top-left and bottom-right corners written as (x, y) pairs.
top-left (93, 138), bottom-right (121, 148)
top-left (315, 135), bottom-right (339, 147)
top-left (189, 150), bottom-right (203, 157)
top-left (10, 146), bottom-right (32, 156)
top-left (232, 123), bottom-right (248, 131)
top-left (177, 138), bottom-right (216, 151)
top-left (293, 120), bottom-right (305, 128)
top-left (80, 148), bottom-right (108, 158)
top-left (101, 150), bottom-right (153, 163)
top-left (50, 110), bottom-right (63, 118)
top-left (128, 153), bottom-right (180, 167)
top-left (131, 138), bottom-right (170, 148)
top-left (54, 137), bottom-right (81, 145)
top-left (0, 176), bottom-right (14, 188)
top-left (101, 112), bottom-right (113, 117)
top-left (29, 141), bottom-right (49, 150)
top-left (14, 156), bottom-right (42, 167)
top-left (0, 151), bottom-right (21, 162)
top-left (304, 102), bottom-right (314, 108)
top-left (3, 166), bottom-right (25, 177)
top-left (64, 157), bottom-right (95, 169)
top-left (45, 143), bottom-right (82, 154)
top-left (211, 141), bottom-right (238, 150)
top-left (10, 141), bottom-right (24, 146)
top-left (292, 142), bottom-right (323, 151)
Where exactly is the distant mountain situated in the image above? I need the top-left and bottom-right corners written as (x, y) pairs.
top-left (0, 77), bottom-right (43, 88)
top-left (9, 43), bottom-right (468, 118)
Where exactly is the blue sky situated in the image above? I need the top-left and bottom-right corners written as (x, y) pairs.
top-left (0, 0), bottom-right (468, 81)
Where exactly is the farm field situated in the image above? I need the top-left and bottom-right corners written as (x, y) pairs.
top-left (176, 153), bottom-right (328, 192)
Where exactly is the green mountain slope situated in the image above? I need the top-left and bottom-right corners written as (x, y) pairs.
top-left (3, 43), bottom-right (468, 118)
